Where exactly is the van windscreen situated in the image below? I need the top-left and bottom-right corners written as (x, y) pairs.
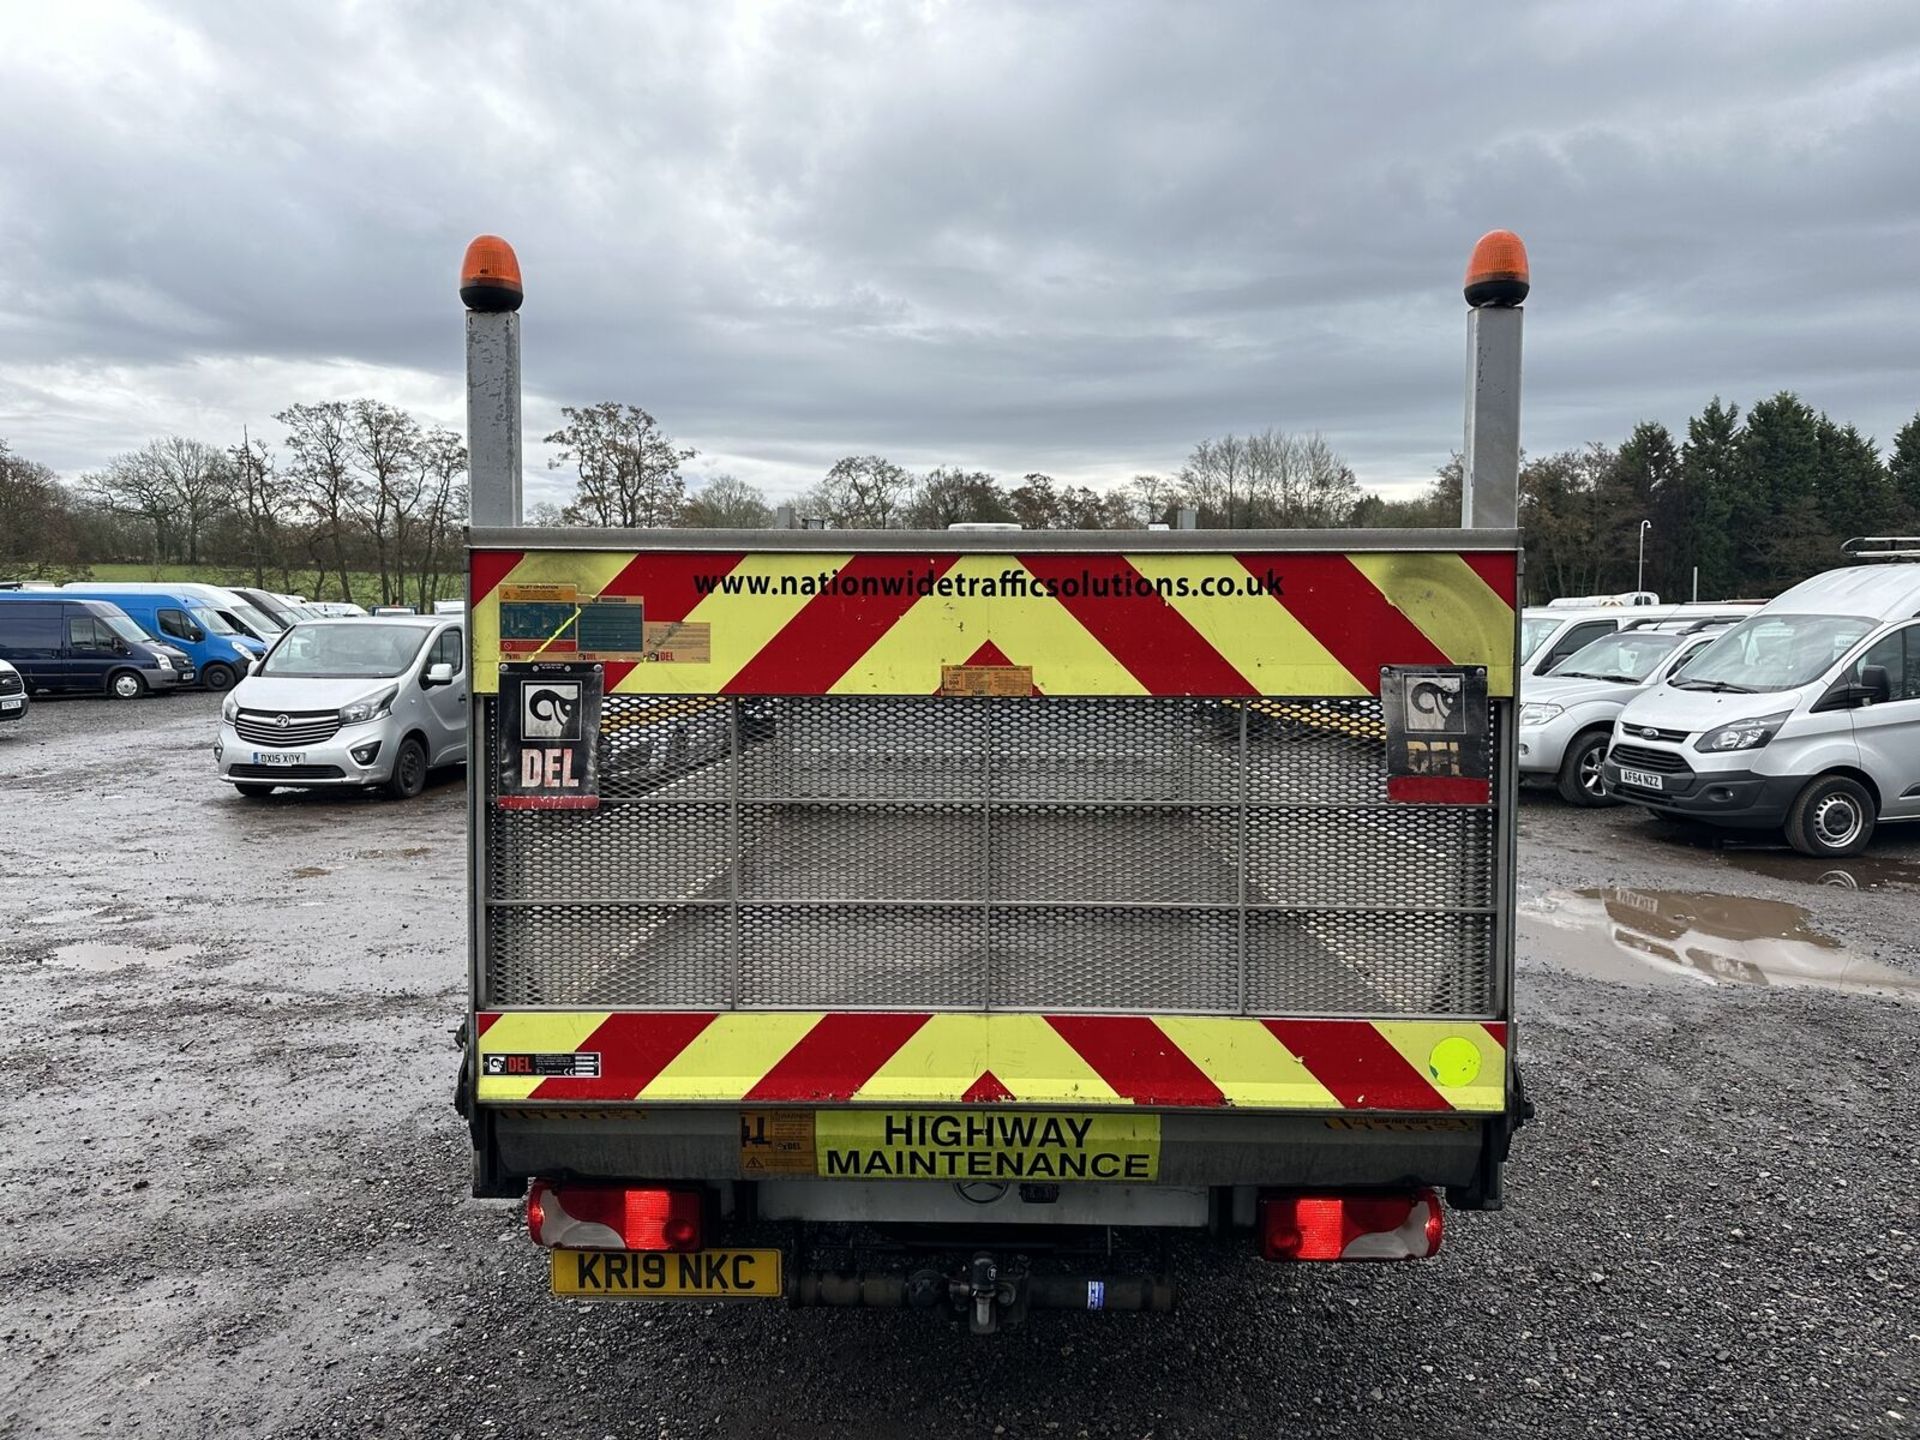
top-left (99, 613), bottom-right (153, 646)
top-left (1672, 613), bottom-right (1875, 693)
top-left (261, 623), bottom-right (430, 679)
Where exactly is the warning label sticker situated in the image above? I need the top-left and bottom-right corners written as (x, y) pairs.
top-left (940, 664), bottom-right (1034, 697)
top-left (739, 1110), bottom-right (816, 1176)
top-left (813, 1111), bottom-right (1160, 1182)
top-left (498, 584), bottom-right (651, 661)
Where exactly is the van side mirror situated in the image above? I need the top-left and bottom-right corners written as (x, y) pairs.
top-left (1815, 666), bottom-right (1892, 713)
top-left (423, 662), bottom-right (455, 688)
top-left (188, 626), bottom-right (205, 643)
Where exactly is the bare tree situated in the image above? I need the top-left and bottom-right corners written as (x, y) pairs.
top-left (84, 436), bottom-right (230, 564)
top-left (681, 473), bottom-right (772, 528)
top-left (1007, 473), bottom-right (1065, 530)
top-left (1117, 472), bottom-right (1183, 527)
top-left (0, 440), bottom-right (86, 579)
top-left (799, 455), bottom-right (914, 529)
top-left (227, 428), bottom-right (297, 588)
top-left (411, 427), bottom-right (468, 611)
top-left (278, 402), bottom-right (360, 602)
top-left (348, 399), bottom-right (424, 604)
top-left (904, 468), bottom-right (1012, 528)
top-left (1179, 430), bottom-right (1359, 527)
top-left (547, 402), bottom-right (694, 527)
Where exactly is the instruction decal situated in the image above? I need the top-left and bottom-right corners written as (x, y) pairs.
top-left (738, 1110), bottom-right (817, 1176)
top-left (940, 664), bottom-right (1035, 697)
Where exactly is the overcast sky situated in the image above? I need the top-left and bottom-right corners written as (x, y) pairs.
top-left (4, 1), bottom-right (1919, 509)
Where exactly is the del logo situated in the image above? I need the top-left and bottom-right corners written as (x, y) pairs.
top-left (519, 746), bottom-right (581, 789)
top-left (483, 1052), bottom-right (602, 1079)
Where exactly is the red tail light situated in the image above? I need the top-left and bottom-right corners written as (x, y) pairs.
top-left (527, 1182), bottom-right (703, 1252)
top-left (1258, 1190), bottom-right (1443, 1262)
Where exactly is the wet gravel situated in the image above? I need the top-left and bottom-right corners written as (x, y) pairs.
top-left (0, 695), bottom-right (1916, 1439)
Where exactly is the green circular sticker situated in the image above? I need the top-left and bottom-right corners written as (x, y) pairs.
top-left (1428, 1037), bottom-right (1482, 1087)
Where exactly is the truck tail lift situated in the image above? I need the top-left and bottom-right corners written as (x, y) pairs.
top-left (457, 231), bottom-right (1532, 1332)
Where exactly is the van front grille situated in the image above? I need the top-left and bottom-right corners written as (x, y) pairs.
top-left (236, 710), bottom-right (342, 746)
top-left (1607, 743), bottom-right (1690, 774)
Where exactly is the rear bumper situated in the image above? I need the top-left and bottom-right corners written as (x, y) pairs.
top-left (488, 1106), bottom-right (1499, 1195)
top-left (1600, 758), bottom-right (1801, 826)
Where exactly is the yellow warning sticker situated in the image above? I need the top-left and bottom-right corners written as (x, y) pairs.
top-left (939, 664), bottom-right (1034, 697)
top-left (642, 620), bottom-right (712, 665)
top-left (739, 1110), bottom-right (816, 1175)
top-left (813, 1111), bottom-right (1160, 1182)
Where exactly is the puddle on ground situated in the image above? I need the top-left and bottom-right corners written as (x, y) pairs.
top-left (28, 907), bottom-right (107, 926)
top-left (1713, 850), bottom-right (1920, 894)
top-left (1520, 887), bottom-right (1920, 998)
top-left (44, 941), bottom-right (204, 973)
top-left (351, 847), bottom-right (433, 861)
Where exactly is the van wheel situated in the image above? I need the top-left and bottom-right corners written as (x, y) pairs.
top-left (1556, 731), bottom-right (1616, 807)
top-left (385, 736), bottom-right (428, 800)
top-left (107, 669), bottom-right (146, 700)
top-left (235, 783), bottom-right (276, 798)
top-left (201, 662), bottom-right (237, 692)
top-left (1785, 775), bottom-right (1876, 857)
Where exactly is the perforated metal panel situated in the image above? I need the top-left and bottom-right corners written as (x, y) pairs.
top-left (482, 695), bottom-right (1502, 1015)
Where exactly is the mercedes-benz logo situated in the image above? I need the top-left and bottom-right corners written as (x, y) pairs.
top-left (274, 714), bottom-right (290, 730)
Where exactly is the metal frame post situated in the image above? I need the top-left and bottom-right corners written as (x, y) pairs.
top-left (1461, 231), bottom-right (1527, 532)
top-left (467, 310), bottom-right (523, 527)
top-left (1461, 307), bottom-right (1522, 530)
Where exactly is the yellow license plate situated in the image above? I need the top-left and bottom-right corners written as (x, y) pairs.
top-left (550, 1248), bottom-right (783, 1300)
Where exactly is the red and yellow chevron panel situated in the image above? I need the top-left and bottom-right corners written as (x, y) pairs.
top-left (474, 1011), bottom-right (1510, 1114)
top-left (468, 547), bottom-right (1517, 698)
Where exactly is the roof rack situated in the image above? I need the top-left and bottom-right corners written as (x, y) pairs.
top-left (1842, 536), bottom-right (1920, 562)
top-left (1620, 612), bottom-right (1750, 634)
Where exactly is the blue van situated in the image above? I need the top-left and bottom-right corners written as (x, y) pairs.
top-left (0, 594), bottom-right (197, 698)
top-left (61, 586), bottom-right (267, 692)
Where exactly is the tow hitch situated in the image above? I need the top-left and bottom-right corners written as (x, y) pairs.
top-left (791, 1252), bottom-right (1175, 1332)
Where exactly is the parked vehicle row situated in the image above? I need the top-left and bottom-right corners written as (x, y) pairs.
top-left (0, 594), bottom-right (198, 697)
top-left (1603, 545), bottom-right (1920, 857)
top-left (1518, 615), bottom-right (1749, 804)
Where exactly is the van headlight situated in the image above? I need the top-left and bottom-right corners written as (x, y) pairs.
top-left (1694, 711), bottom-right (1789, 753)
top-left (154, 654), bottom-right (173, 670)
top-left (340, 686), bottom-right (399, 725)
top-left (1518, 702), bottom-right (1562, 727)
top-left (221, 693), bottom-right (239, 724)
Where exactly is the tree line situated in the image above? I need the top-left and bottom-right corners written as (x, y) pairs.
top-left (0, 402), bottom-right (469, 608)
top-left (1378, 393), bottom-right (1920, 603)
top-left (8, 388), bottom-right (1918, 607)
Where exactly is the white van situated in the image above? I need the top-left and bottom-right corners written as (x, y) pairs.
top-left (1518, 617), bottom-right (1743, 804)
top-left (1604, 545), bottom-right (1920, 856)
top-left (1520, 602), bottom-right (1760, 689)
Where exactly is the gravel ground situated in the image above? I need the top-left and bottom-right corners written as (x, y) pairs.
top-left (0, 693), bottom-right (1915, 1439)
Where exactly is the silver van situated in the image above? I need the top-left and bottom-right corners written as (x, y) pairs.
top-left (1518, 618), bottom-right (1742, 804)
top-left (1519, 602), bottom-right (1759, 689)
top-left (1605, 543), bottom-right (1920, 855)
top-left (214, 615), bottom-right (467, 799)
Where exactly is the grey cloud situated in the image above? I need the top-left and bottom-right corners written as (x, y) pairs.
top-left (3, 0), bottom-right (1919, 499)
